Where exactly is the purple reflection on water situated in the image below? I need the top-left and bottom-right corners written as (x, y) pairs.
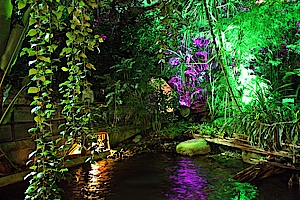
top-left (164, 158), bottom-right (209, 200)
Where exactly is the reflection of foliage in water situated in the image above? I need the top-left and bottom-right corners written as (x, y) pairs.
top-left (164, 158), bottom-right (209, 200)
top-left (208, 178), bottom-right (257, 200)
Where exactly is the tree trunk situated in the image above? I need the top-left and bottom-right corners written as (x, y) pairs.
top-left (0, 0), bottom-right (12, 116)
top-left (0, 69), bottom-right (3, 115)
top-left (0, 0), bottom-right (13, 59)
top-left (203, 0), bottom-right (241, 113)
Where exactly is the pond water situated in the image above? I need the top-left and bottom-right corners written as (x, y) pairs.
top-left (0, 153), bottom-right (300, 200)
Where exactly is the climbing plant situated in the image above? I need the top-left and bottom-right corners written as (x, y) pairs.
top-left (18, 0), bottom-right (63, 198)
top-left (15, 0), bottom-right (104, 199)
top-left (9, 0), bottom-right (300, 197)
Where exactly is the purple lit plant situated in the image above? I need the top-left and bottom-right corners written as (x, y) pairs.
top-left (167, 37), bottom-right (212, 107)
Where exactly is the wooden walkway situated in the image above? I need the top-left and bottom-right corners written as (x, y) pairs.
top-left (195, 135), bottom-right (300, 183)
top-left (193, 134), bottom-right (300, 171)
top-left (204, 137), bottom-right (291, 159)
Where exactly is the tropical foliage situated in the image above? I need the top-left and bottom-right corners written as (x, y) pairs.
top-left (0, 0), bottom-right (300, 199)
top-left (0, 0), bottom-right (31, 124)
top-left (158, 0), bottom-right (300, 156)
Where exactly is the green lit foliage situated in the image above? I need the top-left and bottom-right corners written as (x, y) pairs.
top-left (185, 118), bottom-right (233, 137)
top-left (223, 0), bottom-right (300, 95)
top-left (160, 0), bottom-right (300, 152)
top-left (232, 92), bottom-right (300, 153)
top-left (209, 178), bottom-right (257, 200)
top-left (223, 1), bottom-right (300, 152)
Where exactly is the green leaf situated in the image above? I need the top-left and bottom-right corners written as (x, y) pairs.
top-left (61, 67), bottom-right (69, 71)
top-left (29, 166), bottom-right (37, 170)
top-left (0, 24), bottom-right (27, 72)
top-left (79, 1), bottom-right (85, 7)
top-left (27, 49), bottom-right (36, 56)
top-left (28, 29), bottom-right (37, 37)
top-left (34, 115), bottom-right (44, 123)
top-left (36, 172), bottom-right (44, 179)
top-left (86, 63), bottom-right (96, 70)
top-left (283, 72), bottom-right (296, 82)
top-left (45, 80), bottom-right (51, 85)
top-left (50, 44), bottom-right (58, 52)
top-left (45, 69), bottom-right (53, 74)
top-left (29, 18), bottom-right (36, 26)
top-left (53, 10), bottom-right (62, 20)
top-left (45, 57), bottom-right (51, 63)
top-left (66, 32), bottom-right (73, 40)
top-left (29, 68), bottom-right (38, 76)
top-left (67, 7), bottom-right (73, 14)
top-left (1, 106), bottom-right (13, 124)
top-left (0, 0), bottom-right (13, 62)
top-left (90, 2), bottom-right (98, 9)
top-left (56, 138), bottom-right (62, 143)
top-left (22, 7), bottom-right (31, 26)
top-left (58, 5), bottom-right (64, 11)
top-left (39, 75), bottom-right (46, 82)
top-left (80, 52), bottom-right (87, 58)
top-left (18, 1), bottom-right (26, 10)
top-left (28, 87), bottom-right (39, 94)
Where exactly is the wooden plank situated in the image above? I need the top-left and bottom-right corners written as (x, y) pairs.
top-left (257, 159), bottom-right (300, 171)
top-left (205, 137), bottom-right (292, 159)
top-left (233, 163), bottom-right (286, 182)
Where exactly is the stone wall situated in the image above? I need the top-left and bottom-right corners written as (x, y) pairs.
top-left (1, 89), bottom-right (33, 142)
top-left (1, 95), bottom-right (64, 143)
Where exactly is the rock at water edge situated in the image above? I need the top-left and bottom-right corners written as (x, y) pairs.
top-left (176, 138), bottom-right (211, 156)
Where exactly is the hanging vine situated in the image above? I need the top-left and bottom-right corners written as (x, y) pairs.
top-left (59, 0), bottom-right (103, 158)
top-left (16, 0), bottom-right (103, 199)
top-left (17, 0), bottom-right (64, 199)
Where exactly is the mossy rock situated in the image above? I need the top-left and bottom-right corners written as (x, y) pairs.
top-left (176, 138), bottom-right (211, 156)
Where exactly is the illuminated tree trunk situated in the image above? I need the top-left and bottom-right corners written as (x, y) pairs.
top-left (203, 0), bottom-right (241, 112)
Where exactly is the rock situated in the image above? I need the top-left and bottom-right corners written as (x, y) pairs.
top-left (132, 135), bottom-right (142, 143)
top-left (176, 138), bottom-right (211, 156)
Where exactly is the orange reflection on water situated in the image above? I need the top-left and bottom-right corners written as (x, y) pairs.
top-left (71, 159), bottom-right (114, 199)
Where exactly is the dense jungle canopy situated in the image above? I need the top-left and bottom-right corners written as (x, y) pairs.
top-left (0, 0), bottom-right (300, 199)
